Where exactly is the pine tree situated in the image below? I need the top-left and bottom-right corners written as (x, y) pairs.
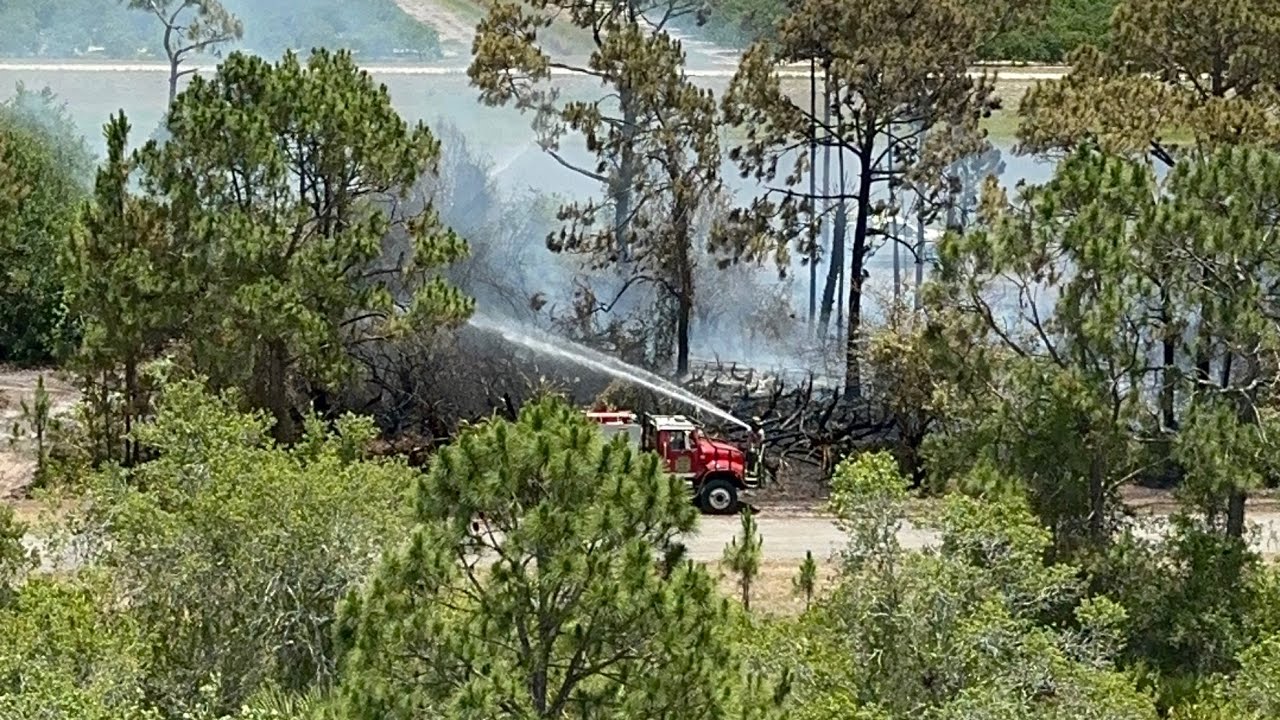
top-left (1019, 0), bottom-right (1280, 164)
top-left (1016, 0), bottom-right (1280, 539)
top-left (63, 112), bottom-right (180, 465)
top-left (133, 50), bottom-right (472, 441)
top-left (723, 509), bottom-right (763, 611)
top-left (930, 146), bottom-right (1280, 549)
top-left (720, 0), bottom-right (1041, 397)
top-left (336, 395), bottom-right (780, 719)
top-left (792, 549), bottom-right (817, 610)
top-left (123, 0), bottom-right (243, 106)
top-left (470, 0), bottom-right (722, 374)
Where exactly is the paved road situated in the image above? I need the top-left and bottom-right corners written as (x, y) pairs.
top-left (0, 61), bottom-right (1069, 81)
top-left (686, 509), bottom-right (1280, 561)
top-left (22, 509), bottom-right (1280, 573)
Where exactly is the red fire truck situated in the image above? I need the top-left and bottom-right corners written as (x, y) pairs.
top-left (585, 410), bottom-right (764, 514)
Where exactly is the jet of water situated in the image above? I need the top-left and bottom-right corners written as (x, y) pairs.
top-left (468, 313), bottom-right (750, 430)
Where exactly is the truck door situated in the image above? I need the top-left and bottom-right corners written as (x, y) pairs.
top-left (661, 430), bottom-right (697, 478)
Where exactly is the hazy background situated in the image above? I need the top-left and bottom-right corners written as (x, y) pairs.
top-left (0, 0), bottom-right (1058, 375)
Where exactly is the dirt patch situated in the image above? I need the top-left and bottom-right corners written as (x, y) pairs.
top-left (0, 367), bottom-right (80, 500)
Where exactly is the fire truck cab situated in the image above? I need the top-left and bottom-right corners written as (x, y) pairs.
top-left (586, 410), bottom-right (762, 514)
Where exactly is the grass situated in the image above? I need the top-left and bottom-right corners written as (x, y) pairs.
top-left (709, 558), bottom-right (841, 616)
top-left (9, 499), bottom-right (51, 526)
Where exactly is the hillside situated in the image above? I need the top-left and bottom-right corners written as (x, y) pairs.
top-left (0, 0), bottom-right (444, 60)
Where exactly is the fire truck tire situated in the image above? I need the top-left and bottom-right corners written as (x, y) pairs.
top-left (699, 478), bottom-right (739, 515)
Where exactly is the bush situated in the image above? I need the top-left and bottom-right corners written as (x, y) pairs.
top-left (71, 378), bottom-right (416, 717)
top-left (0, 86), bottom-right (91, 364)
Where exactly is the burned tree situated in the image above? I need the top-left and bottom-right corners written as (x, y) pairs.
top-left (720, 0), bottom-right (1039, 397)
top-left (470, 0), bottom-right (722, 375)
top-left (124, 0), bottom-right (243, 107)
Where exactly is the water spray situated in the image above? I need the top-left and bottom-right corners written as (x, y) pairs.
top-left (467, 312), bottom-right (751, 430)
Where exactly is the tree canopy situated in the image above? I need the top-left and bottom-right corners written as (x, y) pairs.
top-left (63, 49), bottom-right (472, 451)
top-left (336, 394), bottom-right (777, 719)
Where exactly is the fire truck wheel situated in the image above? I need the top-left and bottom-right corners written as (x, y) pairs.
top-left (699, 478), bottom-right (739, 515)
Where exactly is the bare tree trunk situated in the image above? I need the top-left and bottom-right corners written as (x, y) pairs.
top-left (845, 136), bottom-right (874, 399)
top-left (614, 86), bottom-right (637, 261)
top-left (821, 66), bottom-right (832, 308)
top-left (257, 340), bottom-right (297, 443)
top-left (168, 57), bottom-right (180, 108)
top-left (914, 191), bottom-right (925, 310)
top-left (836, 202), bottom-right (845, 327)
top-left (807, 57), bottom-right (817, 326)
top-left (1089, 439), bottom-right (1107, 544)
top-left (818, 77), bottom-right (845, 334)
top-left (818, 204), bottom-right (845, 334)
top-left (888, 125), bottom-right (900, 302)
top-left (124, 354), bottom-right (138, 467)
top-left (675, 213), bottom-right (693, 377)
top-left (1227, 489), bottom-right (1247, 541)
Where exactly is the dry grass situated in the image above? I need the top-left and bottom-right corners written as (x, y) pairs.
top-left (707, 558), bottom-right (841, 616)
top-left (7, 499), bottom-right (45, 526)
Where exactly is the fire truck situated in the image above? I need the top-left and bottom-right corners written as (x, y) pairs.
top-left (585, 410), bottom-right (764, 514)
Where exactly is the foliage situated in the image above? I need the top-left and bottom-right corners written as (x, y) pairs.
top-left (1, 84), bottom-right (96, 182)
top-left (0, 0), bottom-right (155, 58)
top-left (336, 394), bottom-right (782, 719)
top-left (66, 50), bottom-right (472, 446)
top-left (747, 455), bottom-right (1158, 719)
top-left (724, 509), bottom-right (764, 611)
top-left (981, 0), bottom-right (1115, 62)
top-left (928, 145), bottom-right (1280, 549)
top-left (694, 0), bottom-right (1113, 61)
top-left (0, 88), bottom-right (91, 364)
top-left (122, 0), bottom-right (244, 106)
top-left (221, 0), bottom-right (442, 61)
top-left (864, 303), bottom-right (947, 485)
top-left (0, 504), bottom-right (30, 606)
top-left (0, 574), bottom-right (156, 720)
top-left (1018, 0), bottom-right (1280, 163)
top-left (62, 113), bottom-right (177, 466)
top-left (793, 550), bottom-right (818, 610)
top-left (8, 375), bottom-right (54, 488)
top-left (694, 0), bottom-right (789, 46)
top-left (70, 378), bottom-right (414, 717)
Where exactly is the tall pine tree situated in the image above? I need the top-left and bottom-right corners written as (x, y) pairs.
top-left (336, 395), bottom-right (783, 719)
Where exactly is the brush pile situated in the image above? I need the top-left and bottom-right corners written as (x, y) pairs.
top-left (681, 359), bottom-right (896, 477)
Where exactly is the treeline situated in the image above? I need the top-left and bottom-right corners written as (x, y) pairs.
top-left (698, 0), bottom-right (1115, 62)
top-left (0, 0), bottom-right (441, 60)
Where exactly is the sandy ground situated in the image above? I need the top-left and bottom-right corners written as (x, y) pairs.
top-left (0, 368), bottom-right (79, 501)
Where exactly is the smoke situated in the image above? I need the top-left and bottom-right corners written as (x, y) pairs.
top-left (0, 30), bottom-right (1060, 406)
top-left (0, 82), bottom-right (95, 185)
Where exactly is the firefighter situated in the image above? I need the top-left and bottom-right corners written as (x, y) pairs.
top-left (747, 416), bottom-right (765, 479)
